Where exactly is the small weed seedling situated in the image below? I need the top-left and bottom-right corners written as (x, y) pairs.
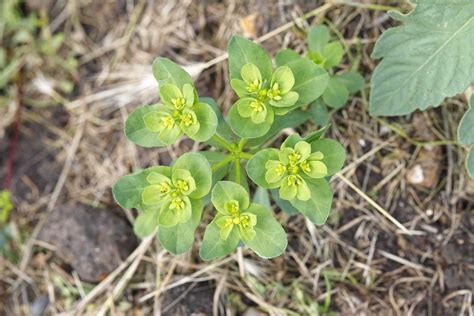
top-left (113, 34), bottom-right (346, 260)
top-left (275, 24), bottom-right (364, 126)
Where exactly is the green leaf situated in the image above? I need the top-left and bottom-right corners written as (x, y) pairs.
top-left (322, 76), bottom-right (349, 109)
top-left (369, 2), bottom-right (474, 116)
top-left (458, 95), bottom-right (474, 145)
top-left (227, 160), bottom-right (250, 193)
top-left (228, 35), bottom-right (273, 81)
top-left (246, 109), bottom-right (312, 147)
top-left (304, 125), bottom-right (330, 143)
top-left (466, 147), bottom-right (474, 179)
top-left (334, 71), bottom-right (365, 93)
top-left (243, 204), bottom-right (287, 258)
top-left (284, 58), bottom-right (329, 108)
top-left (173, 153), bottom-right (212, 199)
top-left (200, 151), bottom-right (231, 185)
top-left (211, 181), bottom-right (249, 214)
top-left (200, 97), bottom-right (236, 147)
top-left (228, 102), bottom-right (273, 139)
top-left (125, 104), bottom-right (169, 148)
top-left (309, 139), bottom-right (345, 176)
top-left (271, 189), bottom-right (299, 215)
top-left (152, 57), bottom-right (194, 88)
top-left (134, 208), bottom-right (160, 238)
top-left (158, 199), bottom-right (203, 255)
top-left (290, 178), bottom-right (333, 225)
top-left (275, 49), bottom-right (301, 67)
top-left (190, 102), bottom-right (218, 142)
top-left (321, 42), bottom-right (344, 69)
top-left (200, 220), bottom-right (240, 260)
top-left (246, 149), bottom-right (280, 188)
top-left (308, 25), bottom-right (330, 52)
top-left (253, 187), bottom-right (271, 210)
top-left (112, 166), bottom-right (172, 209)
top-left (309, 100), bottom-right (330, 126)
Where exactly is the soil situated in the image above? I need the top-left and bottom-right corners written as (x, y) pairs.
top-left (161, 282), bottom-right (215, 316)
top-left (38, 202), bottom-right (138, 283)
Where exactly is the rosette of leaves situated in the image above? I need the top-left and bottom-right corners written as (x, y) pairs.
top-left (247, 133), bottom-right (345, 224)
top-left (227, 35), bottom-right (329, 139)
top-left (125, 58), bottom-right (218, 147)
top-left (275, 25), bottom-right (364, 125)
top-left (113, 153), bottom-right (212, 254)
top-left (200, 181), bottom-right (287, 260)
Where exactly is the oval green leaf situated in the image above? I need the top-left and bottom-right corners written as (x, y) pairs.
top-left (246, 148), bottom-right (279, 188)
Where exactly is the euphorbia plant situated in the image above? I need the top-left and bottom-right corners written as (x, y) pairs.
top-left (113, 34), bottom-right (346, 260)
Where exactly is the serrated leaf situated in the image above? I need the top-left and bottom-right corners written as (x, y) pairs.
top-left (370, 1), bottom-right (474, 116)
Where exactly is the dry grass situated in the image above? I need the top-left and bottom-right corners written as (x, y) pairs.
top-left (1, 0), bottom-right (473, 315)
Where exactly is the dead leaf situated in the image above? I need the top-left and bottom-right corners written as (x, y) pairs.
top-left (406, 146), bottom-right (441, 188)
top-left (240, 14), bottom-right (258, 38)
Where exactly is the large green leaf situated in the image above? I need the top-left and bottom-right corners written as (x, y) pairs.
top-left (334, 71), bottom-right (365, 94)
top-left (242, 204), bottom-right (287, 258)
top-left (458, 95), bottom-right (474, 145)
top-left (125, 104), bottom-right (168, 148)
top-left (308, 25), bottom-right (330, 52)
top-left (227, 35), bottom-right (273, 81)
top-left (157, 199), bottom-right (202, 255)
top-left (134, 208), bottom-right (160, 238)
top-left (466, 147), bottom-right (474, 179)
top-left (200, 220), bottom-right (240, 260)
top-left (152, 57), bottom-right (194, 88)
top-left (112, 166), bottom-right (172, 209)
top-left (285, 58), bottom-right (329, 108)
top-left (253, 187), bottom-right (271, 210)
top-left (290, 178), bottom-right (333, 225)
top-left (309, 139), bottom-right (345, 176)
top-left (275, 49), bottom-right (301, 67)
top-left (370, 1), bottom-right (474, 116)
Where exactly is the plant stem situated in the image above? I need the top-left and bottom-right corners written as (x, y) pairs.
top-left (239, 152), bottom-right (253, 160)
top-left (211, 155), bottom-right (233, 172)
top-left (211, 134), bottom-right (234, 151)
top-left (238, 138), bottom-right (246, 150)
top-left (235, 159), bottom-right (241, 184)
